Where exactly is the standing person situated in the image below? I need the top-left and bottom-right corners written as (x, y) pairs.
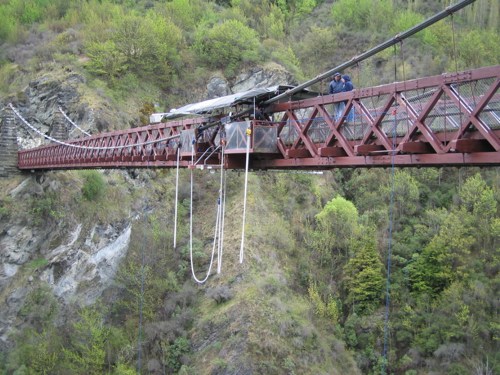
top-left (329, 72), bottom-right (345, 121)
top-left (342, 75), bottom-right (354, 123)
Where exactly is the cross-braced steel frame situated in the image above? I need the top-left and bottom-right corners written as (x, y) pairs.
top-left (17, 65), bottom-right (500, 170)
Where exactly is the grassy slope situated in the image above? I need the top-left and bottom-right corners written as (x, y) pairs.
top-left (183, 172), bottom-right (360, 374)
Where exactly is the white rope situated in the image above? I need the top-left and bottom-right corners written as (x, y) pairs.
top-left (9, 103), bottom-right (180, 150)
top-left (239, 126), bottom-right (251, 264)
top-left (173, 145), bottom-right (180, 249)
top-left (58, 106), bottom-right (91, 136)
top-left (189, 140), bottom-right (218, 284)
top-left (194, 146), bottom-right (215, 165)
top-left (217, 145), bottom-right (226, 274)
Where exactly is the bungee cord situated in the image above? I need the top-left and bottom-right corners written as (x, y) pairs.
top-left (217, 144), bottom-right (226, 274)
top-left (173, 145), bottom-right (181, 249)
top-left (239, 126), bottom-right (251, 264)
top-left (381, 43), bottom-right (404, 375)
top-left (189, 139), bottom-right (223, 284)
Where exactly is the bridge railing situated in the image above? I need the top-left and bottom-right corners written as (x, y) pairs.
top-left (16, 65), bottom-right (500, 169)
top-left (266, 65), bottom-right (499, 162)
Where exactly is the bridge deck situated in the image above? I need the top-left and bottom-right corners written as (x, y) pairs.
top-left (16, 65), bottom-right (500, 170)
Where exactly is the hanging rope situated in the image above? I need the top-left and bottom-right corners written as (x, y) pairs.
top-left (173, 144), bottom-right (180, 249)
top-left (239, 126), bottom-right (251, 264)
top-left (58, 106), bottom-right (91, 136)
top-left (217, 143), bottom-right (226, 274)
top-left (381, 45), bottom-right (400, 375)
top-left (450, 14), bottom-right (464, 128)
top-left (188, 139), bottom-right (222, 284)
top-left (137, 216), bottom-right (145, 374)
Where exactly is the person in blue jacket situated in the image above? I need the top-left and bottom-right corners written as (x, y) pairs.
top-left (342, 75), bottom-right (354, 123)
top-left (329, 72), bottom-right (345, 121)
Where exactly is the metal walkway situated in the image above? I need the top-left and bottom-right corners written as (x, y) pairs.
top-left (16, 65), bottom-right (500, 170)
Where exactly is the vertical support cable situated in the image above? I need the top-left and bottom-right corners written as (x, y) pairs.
top-left (239, 126), bottom-right (251, 264)
top-left (173, 145), bottom-right (180, 249)
top-left (217, 145), bottom-right (225, 274)
top-left (381, 45), bottom-right (399, 375)
top-left (450, 14), bottom-right (464, 128)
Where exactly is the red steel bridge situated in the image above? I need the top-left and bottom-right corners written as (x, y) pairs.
top-left (14, 65), bottom-right (500, 171)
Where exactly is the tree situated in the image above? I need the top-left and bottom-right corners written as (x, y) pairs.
top-left (457, 29), bottom-right (500, 69)
top-left (388, 170), bottom-right (420, 225)
top-left (458, 173), bottom-right (497, 249)
top-left (195, 19), bottom-right (260, 76)
top-left (63, 307), bottom-right (110, 375)
top-left (407, 209), bottom-right (474, 297)
top-left (6, 328), bottom-right (62, 374)
top-left (315, 195), bottom-right (359, 256)
top-left (343, 227), bottom-right (384, 314)
top-left (331, 0), bottom-right (393, 33)
top-left (85, 40), bottom-right (127, 80)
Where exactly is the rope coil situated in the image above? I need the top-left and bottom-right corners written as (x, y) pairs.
top-left (188, 140), bottom-right (227, 284)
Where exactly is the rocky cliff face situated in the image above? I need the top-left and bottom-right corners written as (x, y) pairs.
top-left (206, 63), bottom-right (296, 99)
top-left (0, 63), bottom-right (295, 351)
top-left (0, 175), bottom-right (132, 349)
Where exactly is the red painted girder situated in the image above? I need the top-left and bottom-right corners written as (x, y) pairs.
top-left (442, 78), bottom-right (500, 152)
top-left (251, 152), bottom-right (500, 169)
top-left (17, 66), bottom-right (500, 170)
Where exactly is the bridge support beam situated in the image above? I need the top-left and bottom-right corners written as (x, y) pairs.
top-left (0, 107), bottom-right (20, 177)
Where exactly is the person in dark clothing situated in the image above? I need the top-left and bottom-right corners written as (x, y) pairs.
top-left (328, 72), bottom-right (345, 121)
top-left (342, 75), bottom-right (353, 92)
top-left (342, 75), bottom-right (354, 123)
top-left (253, 106), bottom-right (270, 121)
top-left (329, 72), bottom-right (344, 94)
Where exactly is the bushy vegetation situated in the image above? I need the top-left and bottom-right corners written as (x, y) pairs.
top-left (2, 164), bottom-right (499, 374)
top-left (80, 170), bottom-right (106, 201)
top-left (0, 0), bottom-right (499, 374)
top-left (1, 0), bottom-right (498, 105)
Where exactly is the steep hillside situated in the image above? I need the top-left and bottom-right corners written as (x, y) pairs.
top-left (0, 0), bottom-right (499, 374)
top-left (1, 160), bottom-right (499, 374)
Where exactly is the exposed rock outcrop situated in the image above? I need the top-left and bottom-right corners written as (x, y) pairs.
top-left (205, 63), bottom-right (296, 101)
top-left (0, 176), bottom-right (132, 347)
top-left (230, 63), bottom-right (296, 93)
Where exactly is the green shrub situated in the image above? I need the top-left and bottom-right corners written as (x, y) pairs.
top-left (31, 192), bottom-right (64, 224)
top-left (165, 337), bottom-right (190, 373)
top-left (19, 285), bottom-right (58, 329)
top-left (27, 258), bottom-right (49, 270)
top-left (81, 170), bottom-right (106, 201)
top-left (195, 19), bottom-right (260, 76)
top-left (0, 197), bottom-right (13, 219)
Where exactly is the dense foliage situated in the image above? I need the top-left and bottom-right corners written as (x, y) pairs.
top-left (0, 0), bottom-right (499, 374)
top-left (1, 0), bottom-right (499, 107)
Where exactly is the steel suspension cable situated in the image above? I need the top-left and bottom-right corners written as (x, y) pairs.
top-left (58, 106), bottom-right (91, 136)
top-left (9, 103), bottom-right (180, 150)
top-left (239, 126), bottom-right (251, 264)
